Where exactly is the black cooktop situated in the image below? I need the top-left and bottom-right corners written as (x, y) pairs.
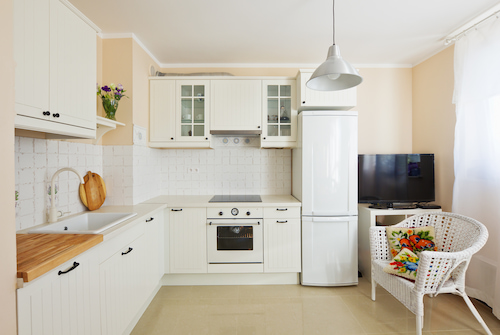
top-left (209, 195), bottom-right (262, 203)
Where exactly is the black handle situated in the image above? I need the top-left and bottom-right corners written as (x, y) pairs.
top-left (257, 126), bottom-right (261, 129)
top-left (171, 209), bottom-right (183, 212)
top-left (277, 208), bottom-right (288, 211)
top-left (43, 111), bottom-right (50, 116)
top-left (121, 247), bottom-right (133, 255)
top-left (58, 262), bottom-right (79, 275)
top-left (276, 220), bottom-right (288, 223)
top-left (263, 137), bottom-right (266, 140)
top-left (52, 113), bottom-right (60, 118)
top-left (302, 101), bottom-right (306, 104)
top-left (205, 137), bottom-right (208, 140)
top-left (171, 137), bottom-right (174, 140)
top-left (146, 217), bottom-right (154, 222)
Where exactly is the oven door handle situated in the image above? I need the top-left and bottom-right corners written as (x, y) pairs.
top-left (207, 220), bottom-right (261, 225)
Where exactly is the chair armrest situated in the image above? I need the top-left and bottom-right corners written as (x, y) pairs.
top-left (369, 226), bottom-right (391, 261)
top-left (414, 249), bottom-right (471, 294)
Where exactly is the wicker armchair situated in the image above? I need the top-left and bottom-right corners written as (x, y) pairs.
top-left (369, 212), bottom-right (492, 335)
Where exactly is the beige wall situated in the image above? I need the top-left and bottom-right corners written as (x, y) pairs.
top-left (412, 46), bottom-right (455, 211)
top-left (1, 0), bottom-right (19, 333)
top-left (357, 68), bottom-right (413, 154)
top-left (101, 38), bottom-right (134, 145)
top-left (132, 40), bottom-right (160, 129)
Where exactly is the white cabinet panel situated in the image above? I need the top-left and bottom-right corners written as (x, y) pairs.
top-left (169, 208), bottom-right (207, 273)
top-left (149, 80), bottom-right (176, 143)
top-left (49, 0), bottom-right (96, 131)
top-left (13, 0), bottom-right (50, 119)
top-left (211, 79), bottom-right (262, 131)
top-left (17, 248), bottom-right (101, 335)
top-left (264, 218), bottom-right (301, 272)
top-left (99, 235), bottom-right (146, 335)
top-left (14, 0), bottom-right (97, 138)
top-left (297, 70), bottom-right (357, 110)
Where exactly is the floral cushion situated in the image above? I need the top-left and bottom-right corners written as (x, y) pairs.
top-left (383, 249), bottom-right (419, 280)
top-left (386, 226), bottom-right (438, 258)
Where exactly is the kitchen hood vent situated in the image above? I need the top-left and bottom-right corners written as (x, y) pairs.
top-left (210, 130), bottom-right (261, 136)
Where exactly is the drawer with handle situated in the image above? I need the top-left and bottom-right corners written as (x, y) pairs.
top-left (263, 207), bottom-right (300, 218)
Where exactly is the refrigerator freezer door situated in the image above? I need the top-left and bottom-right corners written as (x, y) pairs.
top-left (301, 216), bottom-right (358, 286)
top-left (301, 113), bottom-right (358, 216)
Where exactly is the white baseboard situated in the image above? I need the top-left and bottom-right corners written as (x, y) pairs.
top-left (161, 272), bottom-right (300, 286)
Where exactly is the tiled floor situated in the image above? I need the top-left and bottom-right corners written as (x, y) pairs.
top-left (131, 277), bottom-right (500, 335)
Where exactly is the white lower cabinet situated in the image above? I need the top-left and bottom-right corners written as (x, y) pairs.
top-left (17, 247), bottom-right (101, 335)
top-left (169, 207), bottom-right (207, 273)
top-left (263, 207), bottom-right (301, 273)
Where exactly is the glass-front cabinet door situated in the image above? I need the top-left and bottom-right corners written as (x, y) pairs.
top-left (262, 80), bottom-right (297, 147)
top-left (176, 80), bottom-right (210, 142)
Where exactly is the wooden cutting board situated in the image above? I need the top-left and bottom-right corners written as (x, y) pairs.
top-left (17, 234), bottom-right (103, 282)
top-left (79, 171), bottom-right (106, 210)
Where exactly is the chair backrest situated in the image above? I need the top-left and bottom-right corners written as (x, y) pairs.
top-left (394, 212), bottom-right (488, 254)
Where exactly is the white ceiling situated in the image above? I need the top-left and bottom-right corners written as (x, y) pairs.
top-left (69, 0), bottom-right (500, 68)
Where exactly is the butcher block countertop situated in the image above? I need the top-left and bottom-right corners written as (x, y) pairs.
top-left (17, 234), bottom-right (103, 282)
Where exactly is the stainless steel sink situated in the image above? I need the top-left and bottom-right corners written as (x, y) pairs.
top-left (28, 212), bottom-right (137, 234)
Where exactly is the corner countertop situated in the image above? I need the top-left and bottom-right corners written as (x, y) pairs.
top-left (16, 195), bottom-right (300, 284)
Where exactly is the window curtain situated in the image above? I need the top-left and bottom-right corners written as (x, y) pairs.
top-left (452, 15), bottom-right (500, 318)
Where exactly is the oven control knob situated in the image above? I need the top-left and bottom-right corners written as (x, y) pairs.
top-left (231, 208), bottom-right (239, 216)
top-left (219, 211), bottom-right (223, 216)
top-left (246, 211), bottom-right (251, 216)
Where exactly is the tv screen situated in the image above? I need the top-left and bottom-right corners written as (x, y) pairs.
top-left (358, 154), bottom-right (435, 206)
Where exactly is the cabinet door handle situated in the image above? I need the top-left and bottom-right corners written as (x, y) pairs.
top-left (52, 113), bottom-right (60, 118)
top-left (146, 217), bottom-right (154, 222)
top-left (58, 262), bottom-right (79, 275)
top-left (276, 220), bottom-right (288, 223)
top-left (276, 208), bottom-right (288, 211)
top-left (121, 247), bottom-right (133, 255)
top-left (171, 208), bottom-right (183, 211)
top-left (171, 137), bottom-right (174, 140)
top-left (257, 126), bottom-right (261, 129)
top-left (42, 111), bottom-right (50, 116)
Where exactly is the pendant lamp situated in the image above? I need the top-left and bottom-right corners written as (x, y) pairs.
top-left (306, 0), bottom-right (362, 91)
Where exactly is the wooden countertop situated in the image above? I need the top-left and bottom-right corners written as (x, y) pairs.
top-left (17, 234), bottom-right (103, 282)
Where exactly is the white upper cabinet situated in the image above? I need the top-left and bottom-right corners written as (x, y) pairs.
top-left (261, 79), bottom-right (297, 148)
top-left (14, 0), bottom-right (98, 138)
top-left (297, 69), bottom-right (357, 110)
top-left (149, 79), bottom-right (211, 148)
top-left (211, 79), bottom-right (262, 132)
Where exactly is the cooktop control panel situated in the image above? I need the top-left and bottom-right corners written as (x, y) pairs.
top-left (207, 207), bottom-right (263, 219)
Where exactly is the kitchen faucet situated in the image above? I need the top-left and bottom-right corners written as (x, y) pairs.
top-left (49, 167), bottom-right (85, 223)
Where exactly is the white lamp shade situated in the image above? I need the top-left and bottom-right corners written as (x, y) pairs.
top-left (306, 45), bottom-right (363, 91)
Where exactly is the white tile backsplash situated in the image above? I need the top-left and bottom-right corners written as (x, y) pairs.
top-left (15, 136), bottom-right (292, 231)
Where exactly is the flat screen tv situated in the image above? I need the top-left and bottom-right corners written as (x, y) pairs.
top-left (358, 154), bottom-right (435, 208)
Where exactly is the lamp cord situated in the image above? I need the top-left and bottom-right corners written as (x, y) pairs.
top-left (332, 0), bottom-right (336, 46)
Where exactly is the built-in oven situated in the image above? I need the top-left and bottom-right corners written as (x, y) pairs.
top-left (207, 207), bottom-right (263, 264)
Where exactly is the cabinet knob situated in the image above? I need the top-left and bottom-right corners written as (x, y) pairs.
top-left (171, 137), bottom-right (174, 140)
top-left (257, 126), bottom-right (260, 129)
top-left (52, 113), bottom-right (60, 118)
top-left (205, 137), bottom-right (208, 140)
top-left (42, 111), bottom-right (50, 116)
top-left (219, 211), bottom-right (223, 216)
top-left (263, 137), bottom-right (266, 140)
top-left (302, 101), bottom-right (306, 104)
top-left (246, 211), bottom-right (251, 216)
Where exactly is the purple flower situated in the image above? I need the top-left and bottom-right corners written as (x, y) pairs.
top-left (117, 84), bottom-right (123, 90)
top-left (102, 86), bottom-right (111, 92)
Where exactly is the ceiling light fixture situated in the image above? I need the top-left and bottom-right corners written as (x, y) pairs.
top-left (306, 0), bottom-right (363, 91)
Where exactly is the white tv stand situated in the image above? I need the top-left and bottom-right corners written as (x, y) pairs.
top-left (358, 203), bottom-right (442, 281)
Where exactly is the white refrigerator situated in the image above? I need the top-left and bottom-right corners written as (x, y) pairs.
top-left (292, 110), bottom-right (358, 286)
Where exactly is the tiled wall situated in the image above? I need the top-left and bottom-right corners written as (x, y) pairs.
top-left (15, 136), bottom-right (291, 231)
top-left (15, 137), bottom-right (103, 231)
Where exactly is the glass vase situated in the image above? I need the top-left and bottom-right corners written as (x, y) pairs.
top-left (102, 98), bottom-right (119, 120)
